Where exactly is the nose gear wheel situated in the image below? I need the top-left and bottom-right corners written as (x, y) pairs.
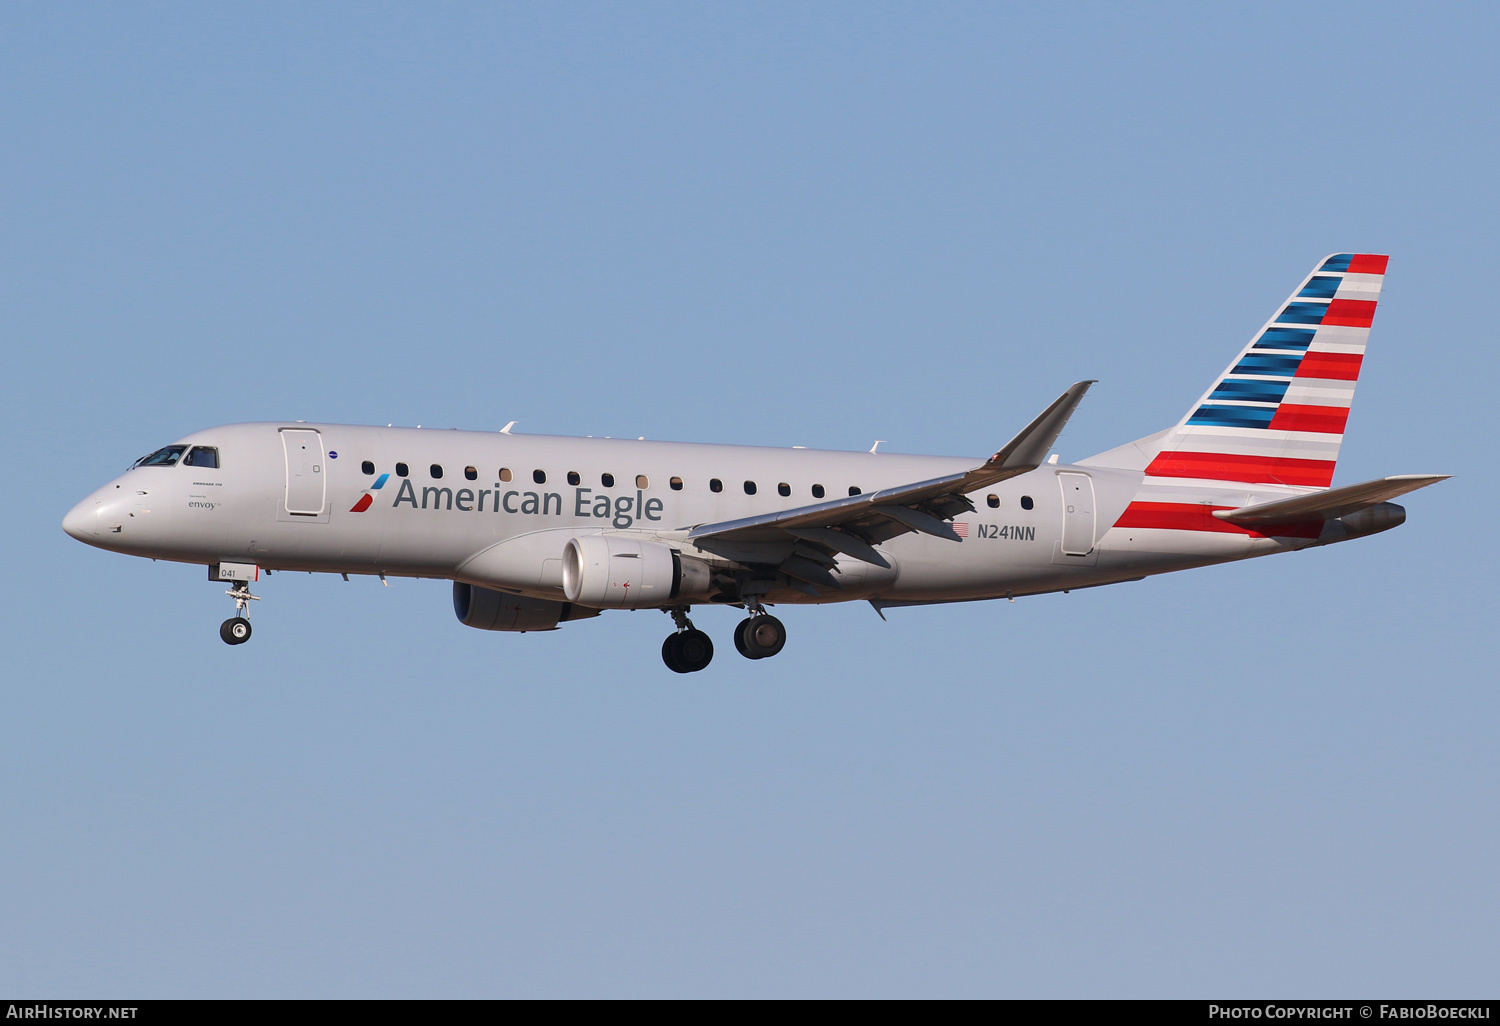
top-left (220, 617), bottom-right (252, 645)
top-left (220, 580), bottom-right (260, 645)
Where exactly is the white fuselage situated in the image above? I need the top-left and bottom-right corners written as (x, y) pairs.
top-left (63, 421), bottom-right (1309, 609)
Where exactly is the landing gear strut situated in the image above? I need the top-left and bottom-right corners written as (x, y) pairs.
top-left (220, 580), bottom-right (258, 646)
top-left (733, 601), bottom-right (787, 661)
top-left (662, 606), bottom-right (713, 673)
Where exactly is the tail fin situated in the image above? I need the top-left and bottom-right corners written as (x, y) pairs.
top-left (1135, 253), bottom-right (1388, 490)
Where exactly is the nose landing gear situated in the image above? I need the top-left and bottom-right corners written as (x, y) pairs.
top-left (220, 617), bottom-right (252, 644)
top-left (220, 581), bottom-right (259, 646)
top-left (662, 606), bottom-right (714, 673)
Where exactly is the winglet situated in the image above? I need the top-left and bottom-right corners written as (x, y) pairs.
top-left (986, 381), bottom-right (1096, 471)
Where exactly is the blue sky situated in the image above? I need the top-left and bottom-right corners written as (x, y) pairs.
top-left (2, 2), bottom-right (1496, 997)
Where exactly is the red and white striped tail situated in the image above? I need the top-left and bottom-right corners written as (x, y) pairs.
top-left (1087, 254), bottom-right (1388, 536)
top-left (1150, 253), bottom-right (1385, 489)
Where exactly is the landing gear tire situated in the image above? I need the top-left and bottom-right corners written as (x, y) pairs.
top-left (662, 629), bottom-right (714, 673)
top-left (220, 617), bottom-right (252, 645)
top-left (678, 629), bottom-right (713, 672)
top-left (662, 633), bottom-right (686, 672)
top-left (733, 618), bottom-right (755, 658)
top-left (735, 614), bottom-right (786, 660)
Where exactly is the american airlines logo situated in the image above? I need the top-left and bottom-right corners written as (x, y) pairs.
top-left (352, 478), bottom-right (664, 529)
top-left (349, 473), bottom-right (390, 512)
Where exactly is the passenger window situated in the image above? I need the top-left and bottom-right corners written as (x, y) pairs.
top-left (812, 484), bottom-right (825, 498)
top-left (430, 464), bottom-right (444, 479)
top-left (1021, 495), bottom-right (1034, 510)
top-left (710, 479), bottom-right (723, 493)
top-left (396, 463), bottom-right (409, 477)
top-left (601, 473), bottom-right (615, 488)
top-left (778, 483), bottom-right (790, 497)
top-left (567, 471), bottom-right (581, 486)
top-left (184, 447), bottom-right (220, 469)
top-left (533, 469), bottom-right (546, 484)
top-left (464, 466), bottom-right (478, 481)
top-left (987, 494), bottom-right (1000, 508)
top-left (499, 468), bottom-right (513, 482)
top-left (636, 475), bottom-right (649, 489)
top-left (744, 481), bottom-right (757, 495)
top-left (848, 486), bottom-right (862, 496)
top-left (361, 460), bottom-right (375, 475)
top-left (670, 477), bottom-right (683, 491)
top-left (134, 445), bottom-right (187, 468)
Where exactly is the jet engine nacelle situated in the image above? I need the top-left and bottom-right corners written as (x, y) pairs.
top-left (561, 535), bottom-right (713, 608)
top-left (453, 582), bottom-right (602, 632)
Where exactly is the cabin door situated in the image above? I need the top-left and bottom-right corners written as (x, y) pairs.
top-left (1057, 472), bottom-right (1096, 556)
top-left (281, 429), bottom-right (326, 515)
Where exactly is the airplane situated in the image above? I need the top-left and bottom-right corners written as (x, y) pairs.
top-left (62, 254), bottom-right (1446, 672)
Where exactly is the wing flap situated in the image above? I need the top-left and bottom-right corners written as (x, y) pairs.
top-left (787, 528), bottom-right (892, 568)
top-left (873, 503), bottom-right (962, 542)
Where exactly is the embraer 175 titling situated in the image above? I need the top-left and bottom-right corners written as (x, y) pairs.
top-left (63, 254), bottom-right (1446, 672)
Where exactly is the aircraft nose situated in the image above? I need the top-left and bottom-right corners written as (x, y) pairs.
top-left (62, 498), bottom-right (100, 540)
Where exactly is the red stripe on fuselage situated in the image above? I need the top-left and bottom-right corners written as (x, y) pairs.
top-left (350, 493), bottom-right (373, 513)
top-left (1112, 502), bottom-right (1323, 539)
top-left (1296, 352), bottom-right (1363, 380)
top-left (1114, 502), bottom-right (1244, 533)
top-left (1145, 451), bottom-right (1336, 487)
top-left (1267, 404), bottom-right (1350, 434)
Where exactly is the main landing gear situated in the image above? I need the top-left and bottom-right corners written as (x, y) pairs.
top-left (659, 603), bottom-right (789, 673)
top-left (662, 607), bottom-right (714, 673)
top-left (220, 580), bottom-right (259, 646)
top-left (733, 613), bottom-right (786, 660)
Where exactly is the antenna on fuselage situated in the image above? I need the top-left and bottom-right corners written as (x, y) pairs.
top-left (501, 422), bottom-right (516, 434)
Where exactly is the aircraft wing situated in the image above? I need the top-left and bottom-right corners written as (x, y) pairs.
top-left (685, 381), bottom-right (1094, 585)
top-left (1211, 474), bottom-right (1450, 527)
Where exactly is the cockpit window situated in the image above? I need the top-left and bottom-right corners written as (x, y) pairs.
top-left (133, 445), bottom-right (187, 468)
top-left (183, 446), bottom-right (220, 468)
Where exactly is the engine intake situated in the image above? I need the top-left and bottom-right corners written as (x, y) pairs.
top-left (562, 536), bottom-right (712, 608)
top-left (453, 582), bottom-right (601, 632)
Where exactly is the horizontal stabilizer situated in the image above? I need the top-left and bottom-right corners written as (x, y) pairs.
top-left (1212, 474), bottom-right (1449, 526)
